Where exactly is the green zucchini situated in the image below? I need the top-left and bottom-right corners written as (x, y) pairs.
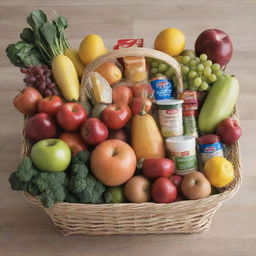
top-left (198, 75), bottom-right (239, 134)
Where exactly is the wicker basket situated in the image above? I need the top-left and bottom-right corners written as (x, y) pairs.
top-left (22, 48), bottom-right (241, 236)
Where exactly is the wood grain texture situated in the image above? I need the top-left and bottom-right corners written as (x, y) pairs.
top-left (0, 0), bottom-right (255, 255)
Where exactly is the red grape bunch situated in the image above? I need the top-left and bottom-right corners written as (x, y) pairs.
top-left (20, 66), bottom-right (60, 97)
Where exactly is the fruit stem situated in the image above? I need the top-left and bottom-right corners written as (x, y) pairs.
top-left (139, 103), bottom-right (146, 116)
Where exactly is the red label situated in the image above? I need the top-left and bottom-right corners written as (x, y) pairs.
top-left (166, 109), bottom-right (179, 115)
top-left (113, 39), bottom-right (144, 50)
top-left (204, 146), bottom-right (215, 153)
top-left (182, 90), bottom-right (198, 104)
top-left (181, 151), bottom-right (190, 156)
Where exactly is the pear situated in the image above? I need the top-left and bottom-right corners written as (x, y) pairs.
top-left (79, 34), bottom-right (108, 65)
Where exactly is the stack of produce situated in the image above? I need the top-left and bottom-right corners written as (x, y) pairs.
top-left (7, 10), bottom-right (242, 208)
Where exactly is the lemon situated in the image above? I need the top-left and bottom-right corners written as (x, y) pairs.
top-left (204, 157), bottom-right (235, 188)
top-left (154, 28), bottom-right (186, 56)
top-left (79, 34), bottom-right (108, 66)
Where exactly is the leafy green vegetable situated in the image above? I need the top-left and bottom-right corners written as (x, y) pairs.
top-left (20, 28), bottom-right (35, 43)
top-left (6, 9), bottom-right (70, 67)
top-left (6, 41), bottom-right (45, 67)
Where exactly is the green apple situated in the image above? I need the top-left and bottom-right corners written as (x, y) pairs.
top-left (108, 186), bottom-right (126, 203)
top-left (31, 139), bottom-right (71, 172)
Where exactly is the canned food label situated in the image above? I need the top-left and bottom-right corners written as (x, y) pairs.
top-left (171, 150), bottom-right (197, 175)
top-left (182, 90), bottom-right (198, 104)
top-left (199, 142), bottom-right (224, 164)
top-left (158, 107), bottom-right (183, 137)
top-left (150, 78), bottom-right (174, 100)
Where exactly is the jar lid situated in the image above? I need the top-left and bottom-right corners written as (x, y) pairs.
top-left (156, 99), bottom-right (184, 105)
top-left (166, 135), bottom-right (196, 152)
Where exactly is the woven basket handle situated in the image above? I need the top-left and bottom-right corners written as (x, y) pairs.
top-left (80, 47), bottom-right (183, 100)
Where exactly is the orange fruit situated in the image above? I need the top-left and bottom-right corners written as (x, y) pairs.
top-left (154, 28), bottom-right (185, 57)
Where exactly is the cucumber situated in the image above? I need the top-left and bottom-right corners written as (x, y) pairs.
top-left (198, 75), bottom-right (239, 134)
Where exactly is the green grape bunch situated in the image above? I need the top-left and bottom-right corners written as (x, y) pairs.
top-left (147, 57), bottom-right (175, 80)
top-left (147, 53), bottom-right (224, 92)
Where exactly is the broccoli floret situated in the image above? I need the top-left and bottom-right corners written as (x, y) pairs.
top-left (30, 172), bottom-right (67, 208)
top-left (8, 157), bottom-right (39, 191)
top-left (65, 191), bottom-right (79, 203)
top-left (76, 174), bottom-right (106, 204)
top-left (8, 172), bottom-right (28, 191)
top-left (68, 164), bottom-right (89, 194)
top-left (15, 157), bottom-right (39, 182)
top-left (38, 190), bottom-right (55, 208)
top-left (71, 150), bottom-right (91, 165)
top-left (27, 182), bottom-right (40, 196)
top-left (67, 158), bottom-right (106, 204)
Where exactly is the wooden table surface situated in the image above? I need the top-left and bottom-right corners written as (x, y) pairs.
top-left (1, 0), bottom-right (256, 255)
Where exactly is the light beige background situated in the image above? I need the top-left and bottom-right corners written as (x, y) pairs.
top-left (0, 0), bottom-right (255, 255)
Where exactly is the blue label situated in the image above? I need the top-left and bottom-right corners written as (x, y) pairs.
top-left (150, 78), bottom-right (174, 100)
top-left (199, 142), bottom-right (223, 153)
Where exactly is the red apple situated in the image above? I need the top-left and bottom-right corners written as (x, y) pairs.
top-left (216, 118), bottom-right (242, 145)
top-left (13, 87), bottom-right (42, 115)
top-left (108, 129), bottom-right (129, 143)
top-left (130, 82), bottom-right (154, 98)
top-left (195, 29), bottom-right (233, 67)
top-left (25, 113), bottom-right (57, 141)
top-left (112, 85), bottom-right (133, 105)
top-left (142, 158), bottom-right (175, 179)
top-left (81, 118), bottom-right (108, 145)
top-left (57, 102), bottom-right (87, 131)
top-left (38, 96), bottom-right (63, 116)
top-left (102, 103), bottom-right (132, 130)
top-left (151, 177), bottom-right (177, 203)
top-left (59, 131), bottom-right (87, 155)
top-left (170, 175), bottom-right (183, 194)
top-left (130, 96), bottom-right (152, 115)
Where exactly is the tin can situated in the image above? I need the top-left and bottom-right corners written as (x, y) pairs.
top-left (156, 99), bottom-right (184, 137)
top-left (150, 76), bottom-right (174, 100)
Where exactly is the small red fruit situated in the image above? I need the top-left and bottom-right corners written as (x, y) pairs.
top-left (112, 85), bottom-right (133, 105)
top-left (170, 175), bottom-right (183, 194)
top-left (130, 96), bottom-right (152, 115)
top-left (108, 129), bottom-right (129, 143)
top-left (57, 102), bottom-right (87, 131)
top-left (59, 131), bottom-right (87, 155)
top-left (13, 87), bottom-right (42, 115)
top-left (216, 118), bottom-right (242, 145)
top-left (102, 103), bottom-right (132, 130)
top-left (24, 113), bottom-right (57, 141)
top-left (81, 118), bottom-right (109, 145)
top-left (142, 158), bottom-right (175, 179)
top-left (38, 96), bottom-right (63, 116)
top-left (151, 177), bottom-right (177, 203)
